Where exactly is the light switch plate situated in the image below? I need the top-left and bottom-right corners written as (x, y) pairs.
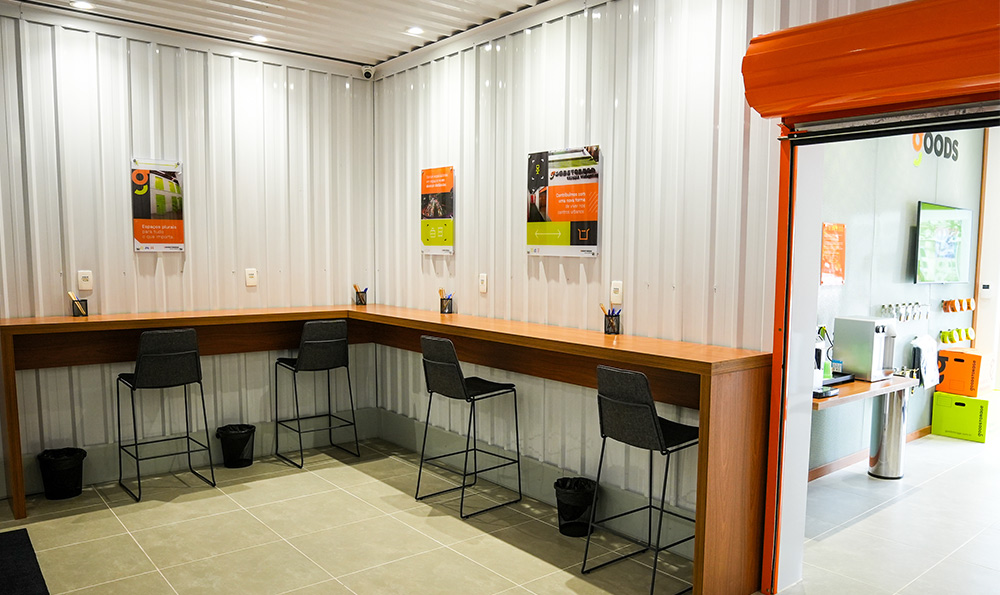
top-left (245, 268), bottom-right (258, 287)
top-left (610, 280), bottom-right (623, 305)
top-left (77, 270), bottom-right (93, 291)
top-left (479, 273), bottom-right (488, 294)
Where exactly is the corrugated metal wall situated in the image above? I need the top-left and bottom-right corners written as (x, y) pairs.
top-left (0, 11), bottom-right (375, 497)
top-left (371, 0), bottom-right (907, 504)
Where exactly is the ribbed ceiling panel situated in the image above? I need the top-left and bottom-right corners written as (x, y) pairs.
top-left (31, 0), bottom-right (540, 64)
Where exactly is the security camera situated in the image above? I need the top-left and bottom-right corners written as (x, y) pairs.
top-left (361, 66), bottom-right (374, 80)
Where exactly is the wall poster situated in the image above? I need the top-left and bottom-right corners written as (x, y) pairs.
top-left (131, 159), bottom-right (184, 252)
top-left (527, 146), bottom-right (600, 257)
top-left (820, 222), bottom-right (846, 285)
top-left (421, 166), bottom-right (455, 255)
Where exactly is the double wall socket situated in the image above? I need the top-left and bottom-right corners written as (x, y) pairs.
top-left (77, 270), bottom-right (93, 291)
top-left (610, 280), bottom-right (623, 305)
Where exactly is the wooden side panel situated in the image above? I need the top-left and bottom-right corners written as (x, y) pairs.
top-left (695, 365), bottom-right (771, 594)
top-left (1, 332), bottom-right (25, 518)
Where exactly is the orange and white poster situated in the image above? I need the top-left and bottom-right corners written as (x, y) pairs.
top-left (420, 166), bottom-right (455, 255)
top-left (131, 159), bottom-right (183, 252)
top-left (527, 146), bottom-right (600, 257)
top-left (821, 222), bottom-right (845, 285)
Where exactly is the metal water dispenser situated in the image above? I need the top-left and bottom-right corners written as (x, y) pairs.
top-left (832, 316), bottom-right (897, 381)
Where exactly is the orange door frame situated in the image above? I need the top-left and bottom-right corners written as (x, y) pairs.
top-left (744, 1), bottom-right (999, 593)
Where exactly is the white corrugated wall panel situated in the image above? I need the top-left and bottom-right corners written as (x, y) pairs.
top-left (0, 13), bottom-right (375, 497)
top-left (371, 0), bottom-right (912, 505)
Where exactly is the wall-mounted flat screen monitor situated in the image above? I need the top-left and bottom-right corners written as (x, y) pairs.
top-left (915, 201), bottom-right (973, 284)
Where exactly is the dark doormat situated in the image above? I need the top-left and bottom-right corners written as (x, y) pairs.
top-left (0, 528), bottom-right (49, 594)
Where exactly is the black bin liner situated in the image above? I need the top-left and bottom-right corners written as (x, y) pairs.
top-left (554, 477), bottom-right (597, 537)
top-left (216, 424), bottom-right (255, 468)
top-left (37, 448), bottom-right (87, 500)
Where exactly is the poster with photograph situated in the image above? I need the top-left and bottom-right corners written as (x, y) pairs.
top-left (421, 166), bottom-right (455, 255)
top-left (131, 159), bottom-right (184, 252)
top-left (820, 222), bottom-right (846, 285)
top-left (527, 146), bottom-right (600, 257)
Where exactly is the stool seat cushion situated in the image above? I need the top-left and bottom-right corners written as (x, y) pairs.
top-left (465, 376), bottom-right (516, 399)
top-left (659, 417), bottom-right (699, 450)
top-left (277, 357), bottom-right (297, 368)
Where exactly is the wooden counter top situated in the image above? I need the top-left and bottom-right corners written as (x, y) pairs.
top-left (812, 376), bottom-right (920, 410)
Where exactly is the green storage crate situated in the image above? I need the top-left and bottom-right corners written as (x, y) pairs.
top-left (932, 391), bottom-right (988, 443)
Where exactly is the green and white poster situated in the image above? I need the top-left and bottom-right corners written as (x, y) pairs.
top-left (421, 166), bottom-right (455, 255)
top-left (527, 146), bottom-right (600, 257)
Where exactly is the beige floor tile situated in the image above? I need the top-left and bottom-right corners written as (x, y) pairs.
top-left (248, 488), bottom-right (383, 539)
top-left (897, 557), bottom-right (1000, 594)
top-left (309, 456), bottom-right (418, 488)
top-left (289, 515), bottom-right (442, 577)
top-left (35, 534), bottom-right (155, 593)
top-left (208, 457), bottom-right (296, 484)
top-left (16, 505), bottom-right (127, 551)
top-left (522, 551), bottom-right (692, 595)
top-left (391, 494), bottom-right (532, 545)
top-left (24, 487), bottom-right (107, 517)
top-left (159, 541), bottom-right (330, 594)
top-left (69, 571), bottom-right (176, 595)
top-left (338, 546), bottom-right (516, 595)
top-left (132, 509), bottom-right (280, 567)
top-left (300, 444), bottom-right (385, 467)
top-left (109, 486), bottom-right (240, 532)
top-left (344, 471), bottom-right (459, 513)
top-left (450, 519), bottom-right (611, 585)
top-left (282, 579), bottom-right (354, 594)
top-left (218, 470), bottom-right (337, 508)
top-left (98, 472), bottom-right (212, 504)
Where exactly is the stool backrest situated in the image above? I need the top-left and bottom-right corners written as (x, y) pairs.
top-left (420, 336), bottom-right (467, 400)
top-left (295, 320), bottom-right (349, 371)
top-left (596, 365), bottom-right (665, 452)
top-left (133, 329), bottom-right (202, 389)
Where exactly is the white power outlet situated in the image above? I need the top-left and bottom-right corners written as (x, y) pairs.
top-left (77, 270), bottom-right (93, 291)
top-left (479, 273), bottom-right (488, 294)
top-left (245, 268), bottom-right (258, 287)
top-left (610, 280), bottom-right (623, 305)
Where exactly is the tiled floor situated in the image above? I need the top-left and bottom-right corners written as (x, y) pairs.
top-left (0, 439), bottom-right (693, 594)
top-left (790, 402), bottom-right (1000, 594)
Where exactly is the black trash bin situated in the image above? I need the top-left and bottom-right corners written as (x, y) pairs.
top-left (554, 477), bottom-right (597, 537)
top-left (37, 448), bottom-right (87, 500)
top-left (216, 424), bottom-right (255, 468)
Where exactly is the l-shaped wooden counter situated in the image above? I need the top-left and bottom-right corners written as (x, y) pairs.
top-left (1, 304), bottom-right (771, 594)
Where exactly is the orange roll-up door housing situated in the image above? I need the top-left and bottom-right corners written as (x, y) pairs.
top-left (743, 0), bottom-right (999, 125)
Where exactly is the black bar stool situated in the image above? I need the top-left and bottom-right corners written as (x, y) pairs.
top-left (117, 328), bottom-right (216, 502)
top-left (415, 335), bottom-right (522, 518)
top-left (274, 320), bottom-right (360, 468)
top-left (582, 365), bottom-right (699, 595)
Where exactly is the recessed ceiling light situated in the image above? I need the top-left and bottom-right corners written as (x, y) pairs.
top-left (70, 1), bottom-right (94, 9)
top-left (250, 34), bottom-right (268, 43)
top-left (406, 26), bottom-right (424, 36)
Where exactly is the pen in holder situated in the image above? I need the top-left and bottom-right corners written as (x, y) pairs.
top-left (355, 291), bottom-right (367, 306)
top-left (604, 313), bottom-right (620, 335)
top-left (440, 297), bottom-right (454, 314)
top-left (71, 299), bottom-right (88, 317)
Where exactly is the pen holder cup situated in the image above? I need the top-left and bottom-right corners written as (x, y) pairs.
top-left (71, 299), bottom-right (88, 317)
top-left (604, 314), bottom-right (620, 335)
top-left (440, 298), bottom-right (454, 314)
top-left (355, 291), bottom-right (367, 306)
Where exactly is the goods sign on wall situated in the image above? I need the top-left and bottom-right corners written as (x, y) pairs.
top-left (131, 159), bottom-right (183, 252)
top-left (527, 146), bottom-right (600, 257)
top-left (421, 166), bottom-right (455, 255)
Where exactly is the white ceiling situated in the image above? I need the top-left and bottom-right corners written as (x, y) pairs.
top-left (35, 0), bottom-right (543, 65)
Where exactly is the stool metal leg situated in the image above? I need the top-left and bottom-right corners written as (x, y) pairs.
top-left (650, 451), bottom-right (670, 595)
top-left (513, 389), bottom-right (522, 502)
top-left (581, 437), bottom-right (606, 574)
top-left (275, 364), bottom-right (306, 469)
top-left (343, 368), bottom-right (361, 456)
top-left (185, 382), bottom-right (216, 488)
top-left (117, 387), bottom-right (142, 502)
top-left (459, 400), bottom-right (475, 517)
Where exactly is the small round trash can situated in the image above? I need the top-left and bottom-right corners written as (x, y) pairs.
top-left (554, 477), bottom-right (597, 537)
top-left (36, 448), bottom-right (87, 500)
top-left (216, 424), bottom-right (255, 468)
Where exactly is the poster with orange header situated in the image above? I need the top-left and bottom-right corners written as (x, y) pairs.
top-left (420, 166), bottom-right (455, 255)
top-left (821, 222), bottom-right (845, 285)
top-left (131, 159), bottom-right (184, 252)
top-left (527, 146), bottom-right (600, 257)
